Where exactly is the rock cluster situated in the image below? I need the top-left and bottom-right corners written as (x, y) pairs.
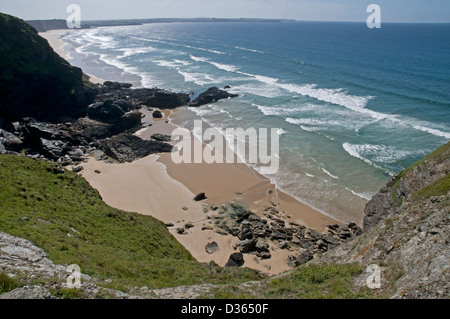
top-left (212, 203), bottom-right (361, 267)
top-left (0, 81), bottom-right (243, 165)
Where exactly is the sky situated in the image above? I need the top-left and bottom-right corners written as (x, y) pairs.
top-left (1, 0), bottom-right (450, 23)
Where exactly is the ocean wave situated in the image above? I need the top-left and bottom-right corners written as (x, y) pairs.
top-left (321, 168), bottom-right (339, 179)
top-left (253, 104), bottom-right (298, 116)
top-left (235, 46), bottom-right (265, 54)
top-left (285, 117), bottom-right (345, 127)
top-left (177, 70), bottom-right (215, 86)
top-left (341, 142), bottom-right (425, 173)
top-left (277, 128), bottom-right (288, 135)
top-left (344, 187), bottom-right (374, 200)
top-left (228, 84), bottom-right (282, 98)
top-left (118, 46), bottom-right (156, 57)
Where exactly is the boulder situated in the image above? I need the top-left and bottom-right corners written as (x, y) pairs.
top-left (205, 242), bottom-right (220, 254)
top-left (288, 250), bottom-right (313, 267)
top-left (237, 238), bottom-right (256, 253)
top-left (0, 286), bottom-right (52, 299)
top-left (193, 193), bottom-right (207, 201)
top-left (239, 225), bottom-right (253, 240)
top-left (39, 138), bottom-right (67, 159)
top-left (152, 110), bottom-right (163, 118)
top-left (225, 253), bottom-right (244, 267)
top-left (189, 87), bottom-right (238, 107)
top-left (0, 129), bottom-right (23, 152)
top-left (151, 134), bottom-right (172, 142)
top-left (255, 241), bottom-right (270, 252)
top-left (98, 133), bottom-right (173, 163)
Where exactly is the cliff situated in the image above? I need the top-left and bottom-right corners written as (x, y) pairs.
top-left (187, 142), bottom-right (449, 299)
top-left (0, 13), bottom-right (95, 124)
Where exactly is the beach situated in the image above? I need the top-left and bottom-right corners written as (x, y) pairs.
top-left (43, 29), bottom-right (343, 275)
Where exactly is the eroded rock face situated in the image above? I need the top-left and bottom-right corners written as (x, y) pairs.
top-left (98, 133), bottom-right (173, 163)
top-left (0, 231), bottom-right (66, 279)
top-left (363, 142), bottom-right (450, 231)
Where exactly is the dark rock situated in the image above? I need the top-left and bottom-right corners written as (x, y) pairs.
top-left (239, 225), bottom-right (253, 240)
top-left (152, 110), bottom-right (163, 118)
top-left (299, 238), bottom-right (314, 250)
top-left (72, 166), bottom-right (84, 173)
top-left (322, 235), bottom-right (341, 246)
top-left (258, 251), bottom-right (272, 259)
top-left (88, 100), bottom-right (126, 122)
top-left (103, 81), bottom-right (133, 90)
top-left (225, 253), bottom-right (244, 267)
top-left (23, 120), bottom-right (56, 140)
top-left (237, 238), bottom-right (257, 253)
top-left (144, 90), bottom-right (190, 109)
top-left (176, 227), bottom-right (185, 234)
top-left (189, 87), bottom-right (238, 107)
top-left (193, 193), bottom-right (207, 201)
top-left (277, 241), bottom-right (290, 250)
top-left (307, 229), bottom-right (322, 241)
top-left (98, 133), bottom-right (172, 163)
top-left (224, 85), bottom-right (231, 89)
top-left (184, 222), bottom-right (194, 229)
top-left (39, 138), bottom-right (67, 159)
top-left (205, 241), bottom-right (220, 254)
top-left (151, 133), bottom-right (172, 142)
top-left (165, 223), bottom-right (174, 227)
top-left (270, 231), bottom-right (286, 240)
top-left (66, 148), bottom-right (85, 162)
top-left (0, 129), bottom-right (23, 152)
top-left (289, 250), bottom-right (314, 267)
top-left (255, 241), bottom-right (270, 252)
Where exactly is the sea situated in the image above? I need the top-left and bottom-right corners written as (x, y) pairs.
top-left (61, 21), bottom-right (450, 223)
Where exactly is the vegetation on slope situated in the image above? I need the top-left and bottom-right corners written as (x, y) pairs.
top-left (208, 263), bottom-right (379, 299)
top-left (0, 155), bottom-right (263, 291)
top-left (390, 142), bottom-right (450, 206)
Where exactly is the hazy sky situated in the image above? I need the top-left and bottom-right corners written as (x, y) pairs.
top-left (1, 0), bottom-right (450, 23)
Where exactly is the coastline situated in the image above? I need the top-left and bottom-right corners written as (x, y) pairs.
top-left (44, 29), bottom-right (342, 275)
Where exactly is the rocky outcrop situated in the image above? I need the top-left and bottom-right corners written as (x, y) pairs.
top-left (363, 142), bottom-right (450, 231)
top-left (0, 231), bottom-right (137, 299)
top-left (0, 13), bottom-right (96, 124)
top-left (212, 202), bottom-right (361, 267)
top-left (313, 142), bottom-right (450, 298)
top-left (99, 132), bottom-right (173, 163)
top-left (95, 82), bottom-right (190, 109)
top-left (189, 87), bottom-right (238, 107)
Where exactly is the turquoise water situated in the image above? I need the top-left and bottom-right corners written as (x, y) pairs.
top-left (62, 22), bottom-right (450, 223)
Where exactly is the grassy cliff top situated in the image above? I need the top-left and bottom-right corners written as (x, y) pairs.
top-left (0, 155), bottom-right (262, 291)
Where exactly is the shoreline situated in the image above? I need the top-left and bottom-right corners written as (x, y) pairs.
top-left (43, 29), bottom-right (342, 275)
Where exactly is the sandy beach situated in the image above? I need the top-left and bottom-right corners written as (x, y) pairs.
top-left (43, 30), bottom-right (342, 275)
top-left (80, 109), bottom-right (340, 275)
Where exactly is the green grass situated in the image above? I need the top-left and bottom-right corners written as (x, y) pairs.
top-left (0, 272), bottom-right (19, 294)
top-left (390, 142), bottom-right (449, 206)
top-left (411, 174), bottom-right (450, 201)
top-left (209, 264), bottom-right (379, 299)
top-left (0, 155), bottom-right (263, 291)
top-left (267, 264), bottom-right (374, 299)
